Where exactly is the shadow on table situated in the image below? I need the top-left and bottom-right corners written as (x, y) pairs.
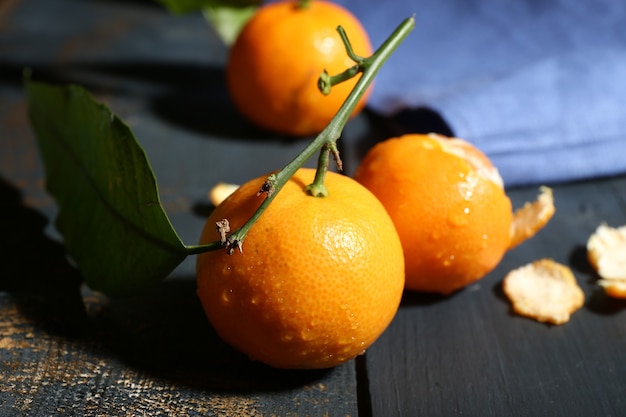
top-left (0, 59), bottom-right (289, 142)
top-left (90, 276), bottom-right (335, 392)
top-left (2, 58), bottom-right (456, 153)
top-left (0, 177), bottom-right (331, 393)
top-left (399, 289), bottom-right (452, 307)
top-left (0, 177), bottom-right (86, 336)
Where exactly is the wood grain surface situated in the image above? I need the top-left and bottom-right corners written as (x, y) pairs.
top-left (364, 177), bottom-right (626, 417)
top-left (1, 0), bottom-right (625, 416)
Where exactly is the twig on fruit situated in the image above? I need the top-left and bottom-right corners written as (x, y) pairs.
top-left (257, 174), bottom-right (276, 197)
top-left (216, 219), bottom-right (231, 245)
top-left (317, 66), bottom-right (361, 96)
top-left (305, 144), bottom-right (332, 197)
top-left (329, 142), bottom-right (343, 171)
top-left (226, 237), bottom-right (244, 255)
top-left (317, 25), bottom-right (366, 96)
top-left (189, 16), bottom-right (415, 256)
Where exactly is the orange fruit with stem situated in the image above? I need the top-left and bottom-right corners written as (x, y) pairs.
top-left (196, 168), bottom-right (404, 369)
top-left (226, 0), bottom-right (373, 137)
top-left (354, 133), bottom-right (554, 295)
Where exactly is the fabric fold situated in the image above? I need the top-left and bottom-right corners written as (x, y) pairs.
top-left (336, 0), bottom-right (626, 186)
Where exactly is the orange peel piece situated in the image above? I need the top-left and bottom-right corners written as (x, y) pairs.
top-left (502, 258), bottom-right (584, 325)
top-left (587, 223), bottom-right (626, 299)
top-left (509, 186), bottom-right (555, 249)
top-left (209, 182), bottom-right (239, 207)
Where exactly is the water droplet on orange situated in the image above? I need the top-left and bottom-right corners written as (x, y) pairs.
top-left (300, 328), bottom-right (316, 341)
top-left (448, 206), bottom-right (470, 226)
top-left (442, 255), bottom-right (455, 267)
top-left (221, 289), bottom-right (233, 304)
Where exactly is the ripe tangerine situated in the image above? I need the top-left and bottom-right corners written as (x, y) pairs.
top-left (196, 168), bottom-right (404, 369)
top-left (354, 133), bottom-right (514, 295)
top-left (226, 0), bottom-right (373, 137)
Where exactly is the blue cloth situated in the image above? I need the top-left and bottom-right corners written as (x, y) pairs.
top-left (336, 0), bottom-right (626, 186)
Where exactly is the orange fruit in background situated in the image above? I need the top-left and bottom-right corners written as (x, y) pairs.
top-left (196, 168), bottom-right (404, 369)
top-left (354, 133), bottom-right (514, 295)
top-left (226, 0), bottom-right (373, 137)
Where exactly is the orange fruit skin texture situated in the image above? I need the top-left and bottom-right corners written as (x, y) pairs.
top-left (354, 134), bottom-right (513, 295)
top-left (196, 169), bottom-right (404, 369)
top-left (226, 0), bottom-right (373, 137)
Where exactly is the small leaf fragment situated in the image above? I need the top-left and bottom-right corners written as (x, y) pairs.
top-left (203, 6), bottom-right (258, 46)
top-left (154, 0), bottom-right (260, 46)
top-left (155, 0), bottom-right (259, 14)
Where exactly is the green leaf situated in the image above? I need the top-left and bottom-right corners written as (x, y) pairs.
top-left (203, 5), bottom-right (258, 46)
top-left (154, 0), bottom-right (260, 46)
top-left (155, 0), bottom-right (260, 15)
top-left (26, 80), bottom-right (188, 297)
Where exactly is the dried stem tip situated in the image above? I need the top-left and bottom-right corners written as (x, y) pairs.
top-left (216, 219), bottom-right (231, 245)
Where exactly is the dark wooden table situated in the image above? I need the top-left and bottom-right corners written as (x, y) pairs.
top-left (2, 0), bottom-right (625, 415)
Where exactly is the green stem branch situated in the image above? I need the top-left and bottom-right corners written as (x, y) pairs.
top-left (187, 16), bottom-right (415, 255)
top-left (305, 144), bottom-right (332, 197)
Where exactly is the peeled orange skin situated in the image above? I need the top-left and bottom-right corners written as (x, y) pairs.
top-left (196, 169), bottom-right (404, 369)
top-left (226, 0), bottom-right (373, 137)
top-left (354, 134), bottom-right (513, 295)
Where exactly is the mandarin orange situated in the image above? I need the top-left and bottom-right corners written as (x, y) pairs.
top-left (354, 133), bottom-right (514, 295)
top-left (226, 0), bottom-right (373, 137)
top-left (196, 168), bottom-right (404, 369)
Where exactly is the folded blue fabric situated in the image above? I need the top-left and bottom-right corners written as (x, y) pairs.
top-left (336, 0), bottom-right (626, 186)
